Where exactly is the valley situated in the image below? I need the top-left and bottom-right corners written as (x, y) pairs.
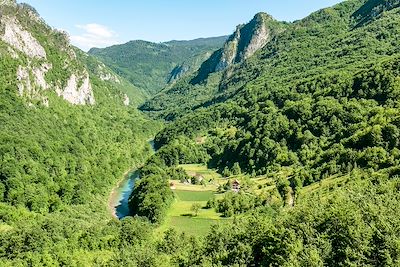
top-left (1, 0), bottom-right (400, 266)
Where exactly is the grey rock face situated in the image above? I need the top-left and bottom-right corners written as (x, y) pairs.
top-left (192, 13), bottom-right (285, 84)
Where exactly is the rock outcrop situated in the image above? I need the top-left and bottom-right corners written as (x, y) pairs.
top-left (168, 64), bottom-right (190, 83)
top-left (0, 0), bottom-right (16, 7)
top-left (191, 13), bottom-right (286, 84)
top-left (0, 2), bottom-right (96, 106)
top-left (123, 94), bottom-right (130, 106)
top-left (1, 16), bottom-right (46, 59)
top-left (96, 63), bottom-right (121, 83)
top-left (56, 72), bottom-right (95, 105)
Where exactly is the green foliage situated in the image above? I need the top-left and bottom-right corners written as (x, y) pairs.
top-left (215, 192), bottom-right (266, 217)
top-left (195, 173), bottom-right (400, 266)
top-left (167, 167), bottom-right (190, 183)
top-left (152, 0), bottom-right (400, 185)
top-left (89, 37), bottom-right (227, 96)
top-left (0, 82), bottom-right (158, 212)
top-left (4, 0), bottom-right (400, 266)
top-left (190, 202), bottom-right (201, 217)
top-left (129, 169), bottom-right (174, 224)
top-left (128, 136), bottom-right (210, 224)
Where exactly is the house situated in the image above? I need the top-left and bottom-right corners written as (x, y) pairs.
top-left (195, 174), bottom-right (204, 183)
top-left (232, 179), bottom-right (240, 193)
top-left (169, 182), bottom-right (176, 190)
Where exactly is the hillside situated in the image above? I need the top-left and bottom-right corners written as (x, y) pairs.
top-left (0, 1), bottom-right (147, 107)
top-left (0, 0), bottom-right (161, 209)
top-left (88, 36), bottom-right (228, 96)
top-left (128, 0), bottom-right (400, 264)
top-left (142, 0), bottom-right (400, 121)
top-left (0, 2), bottom-right (161, 265)
top-left (141, 12), bottom-right (288, 120)
top-left (2, 0), bottom-right (400, 266)
top-left (153, 0), bottom-right (400, 176)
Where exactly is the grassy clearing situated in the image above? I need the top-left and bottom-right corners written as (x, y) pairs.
top-left (0, 224), bottom-right (12, 232)
top-left (171, 180), bottom-right (217, 191)
top-left (167, 217), bottom-right (223, 236)
top-left (157, 189), bottom-right (227, 236)
top-left (157, 164), bottom-right (231, 236)
top-left (159, 164), bottom-right (353, 237)
top-left (179, 164), bottom-right (223, 181)
top-left (175, 190), bottom-right (214, 202)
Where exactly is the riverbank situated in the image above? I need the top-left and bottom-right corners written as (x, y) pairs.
top-left (108, 169), bottom-right (136, 218)
top-left (108, 140), bottom-right (156, 219)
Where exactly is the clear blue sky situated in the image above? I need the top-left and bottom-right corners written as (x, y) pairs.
top-left (17, 0), bottom-right (344, 51)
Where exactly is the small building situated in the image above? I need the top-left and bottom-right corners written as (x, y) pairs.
top-left (169, 182), bottom-right (176, 190)
top-left (195, 174), bottom-right (204, 183)
top-left (232, 179), bottom-right (240, 193)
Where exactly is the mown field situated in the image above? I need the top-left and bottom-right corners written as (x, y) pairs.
top-left (158, 164), bottom-right (346, 236)
top-left (158, 164), bottom-right (231, 236)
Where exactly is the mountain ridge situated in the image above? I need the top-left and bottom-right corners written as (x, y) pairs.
top-left (190, 12), bottom-right (286, 85)
top-left (0, 1), bottom-right (146, 106)
top-left (3, 0), bottom-right (400, 266)
top-left (88, 35), bottom-right (228, 96)
top-left (140, 12), bottom-right (288, 119)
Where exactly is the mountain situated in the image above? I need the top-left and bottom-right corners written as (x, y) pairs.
top-left (141, 13), bottom-right (288, 120)
top-left (0, 1), bottom-right (148, 107)
top-left (0, 2), bottom-right (160, 264)
top-left (3, 0), bottom-right (400, 266)
top-left (132, 0), bottom-right (400, 263)
top-left (153, 0), bottom-right (400, 174)
top-left (192, 12), bottom-right (287, 84)
top-left (88, 36), bottom-right (228, 96)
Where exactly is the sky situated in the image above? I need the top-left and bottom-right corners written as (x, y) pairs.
top-left (17, 0), bottom-right (344, 51)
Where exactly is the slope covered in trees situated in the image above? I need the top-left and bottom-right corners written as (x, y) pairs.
top-left (126, 0), bottom-right (400, 264)
top-left (3, 0), bottom-right (400, 266)
top-left (0, 2), bottom-right (161, 264)
top-left (151, 0), bottom-right (400, 182)
top-left (88, 36), bottom-right (228, 96)
top-left (141, 13), bottom-right (288, 120)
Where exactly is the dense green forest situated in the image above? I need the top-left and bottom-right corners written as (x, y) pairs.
top-left (2, 0), bottom-right (400, 266)
top-left (129, 0), bottom-right (400, 264)
top-left (88, 36), bottom-right (227, 96)
top-left (150, 0), bottom-right (400, 179)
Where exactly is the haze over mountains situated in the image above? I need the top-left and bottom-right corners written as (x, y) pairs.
top-left (1, 0), bottom-right (400, 266)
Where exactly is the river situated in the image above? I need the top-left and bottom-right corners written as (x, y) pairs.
top-left (108, 140), bottom-right (155, 219)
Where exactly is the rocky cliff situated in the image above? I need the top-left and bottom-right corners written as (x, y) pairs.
top-left (0, 1), bottom-right (145, 106)
top-left (191, 13), bottom-right (286, 84)
top-left (0, 2), bottom-right (98, 105)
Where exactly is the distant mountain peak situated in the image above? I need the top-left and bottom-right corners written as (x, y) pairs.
top-left (89, 36), bottom-right (227, 95)
top-left (253, 12), bottom-right (274, 21)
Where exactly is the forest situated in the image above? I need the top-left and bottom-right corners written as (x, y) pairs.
top-left (2, 0), bottom-right (400, 266)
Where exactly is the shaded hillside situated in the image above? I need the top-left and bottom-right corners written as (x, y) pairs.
top-left (88, 36), bottom-right (228, 96)
top-left (352, 0), bottom-right (400, 25)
